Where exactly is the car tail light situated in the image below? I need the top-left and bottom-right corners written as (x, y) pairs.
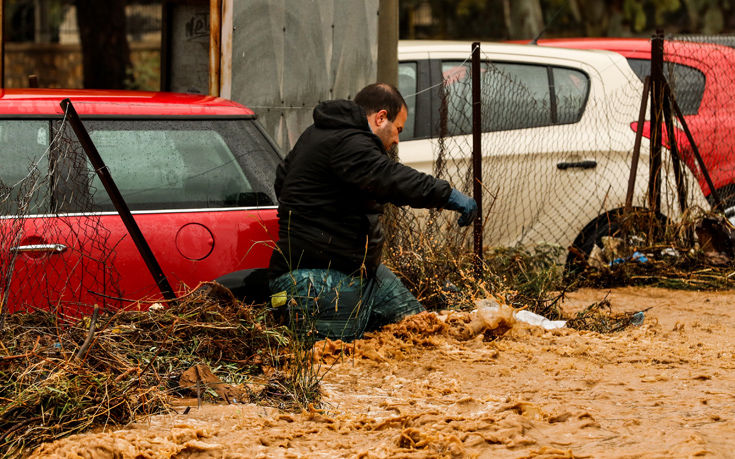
top-left (629, 121), bottom-right (702, 185)
top-left (630, 121), bottom-right (691, 153)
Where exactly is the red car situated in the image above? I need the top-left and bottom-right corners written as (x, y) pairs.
top-left (0, 89), bottom-right (280, 315)
top-left (530, 38), bottom-right (735, 218)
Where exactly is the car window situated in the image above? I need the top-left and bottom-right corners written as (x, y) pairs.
top-left (626, 58), bottom-right (705, 115)
top-left (398, 62), bottom-right (417, 141)
top-left (487, 62), bottom-right (551, 131)
top-left (440, 62), bottom-right (473, 135)
top-left (441, 61), bottom-right (582, 134)
top-left (56, 119), bottom-right (279, 212)
top-left (0, 120), bottom-right (50, 215)
top-left (553, 67), bottom-right (589, 124)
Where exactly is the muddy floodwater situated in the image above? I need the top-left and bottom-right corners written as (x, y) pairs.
top-left (34, 287), bottom-right (735, 458)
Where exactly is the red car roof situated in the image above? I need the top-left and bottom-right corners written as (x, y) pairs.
top-left (0, 89), bottom-right (255, 116)
top-left (529, 37), bottom-right (651, 50)
top-left (527, 37), bottom-right (735, 61)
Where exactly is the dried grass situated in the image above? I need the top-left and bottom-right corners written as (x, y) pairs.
top-left (384, 207), bottom-right (735, 334)
top-left (0, 282), bottom-right (308, 456)
top-left (569, 209), bottom-right (735, 290)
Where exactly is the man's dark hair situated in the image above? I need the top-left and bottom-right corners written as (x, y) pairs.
top-left (354, 83), bottom-right (407, 121)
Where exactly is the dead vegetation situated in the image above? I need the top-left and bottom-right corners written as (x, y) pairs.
top-left (385, 207), bottom-right (735, 332)
top-left (385, 214), bottom-right (569, 321)
top-left (572, 247), bottom-right (735, 290)
top-left (0, 283), bottom-right (320, 457)
top-left (565, 296), bottom-right (649, 333)
top-left (568, 210), bottom-right (735, 290)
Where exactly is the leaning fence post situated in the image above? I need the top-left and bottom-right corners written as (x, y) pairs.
top-left (471, 41), bottom-right (483, 273)
top-left (666, 82), bottom-right (725, 210)
top-left (662, 85), bottom-right (688, 214)
top-left (625, 76), bottom-right (651, 211)
top-left (60, 99), bottom-right (177, 302)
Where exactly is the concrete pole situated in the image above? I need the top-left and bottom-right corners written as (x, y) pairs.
top-left (377, 0), bottom-right (398, 87)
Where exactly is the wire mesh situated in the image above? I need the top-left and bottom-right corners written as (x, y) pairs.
top-left (666, 34), bottom-right (735, 215)
top-left (389, 37), bottom-right (735, 268)
top-left (0, 111), bottom-right (122, 324)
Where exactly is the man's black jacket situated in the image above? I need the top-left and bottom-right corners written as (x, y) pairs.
top-left (268, 99), bottom-right (452, 279)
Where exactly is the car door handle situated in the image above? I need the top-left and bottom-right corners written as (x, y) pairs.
top-left (10, 243), bottom-right (68, 254)
top-left (557, 160), bottom-right (597, 170)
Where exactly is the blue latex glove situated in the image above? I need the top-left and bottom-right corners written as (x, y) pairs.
top-left (445, 189), bottom-right (478, 227)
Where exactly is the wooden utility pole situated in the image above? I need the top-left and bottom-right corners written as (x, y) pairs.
top-left (219, 0), bottom-right (233, 99)
top-left (1, 0), bottom-right (5, 88)
top-left (377, 0), bottom-right (398, 87)
top-left (209, 0), bottom-right (222, 96)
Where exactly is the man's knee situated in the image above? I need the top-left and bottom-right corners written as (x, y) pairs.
top-left (269, 269), bottom-right (371, 342)
top-left (367, 264), bottom-right (424, 330)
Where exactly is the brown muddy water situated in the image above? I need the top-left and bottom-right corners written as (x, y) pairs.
top-left (33, 287), bottom-right (735, 458)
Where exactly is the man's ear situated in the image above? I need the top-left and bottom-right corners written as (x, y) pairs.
top-left (375, 109), bottom-right (388, 126)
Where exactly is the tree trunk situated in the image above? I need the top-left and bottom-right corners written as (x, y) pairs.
top-left (580, 0), bottom-right (611, 36)
top-left (75, 0), bottom-right (132, 89)
top-left (503, 0), bottom-right (543, 40)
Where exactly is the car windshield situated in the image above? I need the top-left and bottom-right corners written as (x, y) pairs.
top-left (55, 118), bottom-right (280, 212)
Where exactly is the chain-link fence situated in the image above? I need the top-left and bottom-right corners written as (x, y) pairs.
top-left (665, 34), bottom-right (735, 215)
top-left (389, 35), bottom-right (735, 269)
top-left (0, 110), bottom-right (122, 324)
top-left (3, 35), bottom-right (734, 323)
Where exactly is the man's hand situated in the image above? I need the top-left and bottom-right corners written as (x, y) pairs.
top-left (444, 189), bottom-right (478, 227)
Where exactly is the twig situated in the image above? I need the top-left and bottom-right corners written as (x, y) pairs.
top-left (124, 319), bottom-right (180, 392)
top-left (114, 367), bottom-right (140, 383)
top-left (75, 305), bottom-right (99, 361)
top-left (0, 336), bottom-right (41, 363)
top-left (88, 280), bottom-right (224, 305)
top-left (3, 415), bottom-right (42, 440)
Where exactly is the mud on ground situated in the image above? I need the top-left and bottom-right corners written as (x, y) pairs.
top-left (33, 287), bottom-right (735, 458)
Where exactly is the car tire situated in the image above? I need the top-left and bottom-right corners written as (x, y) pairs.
top-left (214, 268), bottom-right (271, 305)
top-left (565, 207), bottom-right (666, 273)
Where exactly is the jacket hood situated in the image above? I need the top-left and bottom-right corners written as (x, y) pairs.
top-left (313, 99), bottom-right (370, 131)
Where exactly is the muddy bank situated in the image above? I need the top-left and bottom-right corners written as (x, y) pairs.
top-left (33, 287), bottom-right (735, 458)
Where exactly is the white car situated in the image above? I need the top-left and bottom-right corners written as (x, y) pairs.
top-left (397, 40), bottom-right (709, 261)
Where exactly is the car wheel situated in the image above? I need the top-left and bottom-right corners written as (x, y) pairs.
top-left (565, 207), bottom-right (666, 273)
top-left (214, 268), bottom-right (270, 304)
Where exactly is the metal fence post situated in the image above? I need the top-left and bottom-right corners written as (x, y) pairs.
top-left (662, 85), bottom-right (687, 214)
top-left (666, 81), bottom-right (725, 210)
top-left (60, 99), bottom-right (177, 302)
top-left (649, 30), bottom-right (664, 214)
top-left (471, 41), bottom-right (483, 273)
